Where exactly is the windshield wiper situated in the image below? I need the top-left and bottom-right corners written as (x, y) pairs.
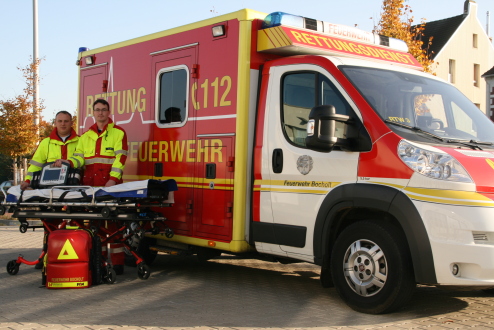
top-left (446, 139), bottom-right (492, 150)
top-left (384, 120), bottom-right (444, 142)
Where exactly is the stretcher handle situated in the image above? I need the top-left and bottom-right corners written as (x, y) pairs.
top-left (49, 185), bottom-right (96, 204)
top-left (0, 185), bottom-right (9, 201)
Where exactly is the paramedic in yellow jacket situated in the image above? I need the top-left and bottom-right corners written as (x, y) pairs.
top-left (20, 111), bottom-right (79, 190)
top-left (70, 99), bottom-right (128, 187)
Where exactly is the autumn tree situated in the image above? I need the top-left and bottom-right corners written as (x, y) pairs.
top-left (0, 59), bottom-right (45, 184)
top-left (374, 0), bottom-right (434, 73)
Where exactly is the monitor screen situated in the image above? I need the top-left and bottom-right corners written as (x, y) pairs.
top-left (43, 168), bottom-right (62, 181)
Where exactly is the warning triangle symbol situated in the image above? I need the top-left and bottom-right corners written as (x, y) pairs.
top-left (57, 239), bottom-right (79, 260)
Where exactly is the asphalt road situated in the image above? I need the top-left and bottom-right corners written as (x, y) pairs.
top-left (2, 225), bottom-right (494, 329)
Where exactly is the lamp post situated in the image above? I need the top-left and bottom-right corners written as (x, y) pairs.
top-left (33, 0), bottom-right (39, 126)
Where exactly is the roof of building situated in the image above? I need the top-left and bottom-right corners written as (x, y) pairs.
top-left (418, 14), bottom-right (467, 59)
top-left (482, 66), bottom-right (494, 78)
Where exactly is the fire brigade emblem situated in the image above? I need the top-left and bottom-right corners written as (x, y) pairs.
top-left (297, 155), bottom-right (313, 175)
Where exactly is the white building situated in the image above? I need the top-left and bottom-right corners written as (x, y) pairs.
top-left (421, 0), bottom-right (494, 116)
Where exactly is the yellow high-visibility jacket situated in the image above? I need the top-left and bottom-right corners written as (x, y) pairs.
top-left (25, 128), bottom-right (79, 183)
top-left (70, 118), bottom-right (128, 186)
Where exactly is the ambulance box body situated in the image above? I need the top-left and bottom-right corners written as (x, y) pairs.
top-left (76, 9), bottom-right (494, 313)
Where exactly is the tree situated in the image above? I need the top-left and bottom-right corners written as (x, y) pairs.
top-left (0, 59), bottom-right (45, 184)
top-left (0, 154), bottom-right (13, 183)
top-left (374, 0), bottom-right (434, 73)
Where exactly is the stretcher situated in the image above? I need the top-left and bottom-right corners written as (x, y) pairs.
top-left (2, 179), bottom-right (178, 283)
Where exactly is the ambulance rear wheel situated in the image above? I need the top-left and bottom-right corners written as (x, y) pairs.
top-left (330, 220), bottom-right (415, 314)
top-left (137, 262), bottom-right (150, 280)
top-left (6, 260), bottom-right (19, 275)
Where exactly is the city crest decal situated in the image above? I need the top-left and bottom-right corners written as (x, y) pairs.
top-left (297, 155), bottom-right (313, 175)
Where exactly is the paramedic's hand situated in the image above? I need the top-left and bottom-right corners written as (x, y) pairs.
top-left (105, 180), bottom-right (117, 187)
top-left (20, 181), bottom-right (30, 191)
top-left (53, 159), bottom-right (69, 167)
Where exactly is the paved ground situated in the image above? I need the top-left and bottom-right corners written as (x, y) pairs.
top-left (2, 225), bottom-right (494, 329)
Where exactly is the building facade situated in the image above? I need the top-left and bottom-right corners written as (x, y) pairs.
top-left (482, 67), bottom-right (494, 118)
top-left (421, 0), bottom-right (494, 116)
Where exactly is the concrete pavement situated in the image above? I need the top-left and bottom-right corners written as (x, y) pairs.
top-left (2, 225), bottom-right (494, 329)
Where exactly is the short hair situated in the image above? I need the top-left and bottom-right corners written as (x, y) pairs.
top-left (55, 110), bottom-right (72, 120)
top-left (93, 98), bottom-right (110, 109)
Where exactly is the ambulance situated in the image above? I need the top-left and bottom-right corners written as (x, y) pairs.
top-left (76, 9), bottom-right (494, 314)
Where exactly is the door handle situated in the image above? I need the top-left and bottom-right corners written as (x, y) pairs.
top-left (272, 148), bottom-right (283, 173)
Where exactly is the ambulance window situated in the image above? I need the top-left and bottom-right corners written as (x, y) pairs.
top-left (321, 76), bottom-right (350, 115)
top-left (282, 72), bottom-right (351, 147)
top-left (158, 69), bottom-right (187, 124)
top-left (282, 73), bottom-right (316, 147)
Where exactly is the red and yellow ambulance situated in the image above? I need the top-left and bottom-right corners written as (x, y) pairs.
top-left (76, 9), bottom-right (494, 313)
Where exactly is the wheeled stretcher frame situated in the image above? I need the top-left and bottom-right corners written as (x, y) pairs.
top-left (2, 182), bottom-right (176, 283)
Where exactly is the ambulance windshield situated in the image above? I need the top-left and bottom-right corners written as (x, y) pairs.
top-left (341, 66), bottom-right (494, 147)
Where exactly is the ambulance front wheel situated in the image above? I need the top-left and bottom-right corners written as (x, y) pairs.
top-left (6, 260), bottom-right (19, 275)
top-left (137, 262), bottom-right (150, 280)
top-left (330, 220), bottom-right (416, 314)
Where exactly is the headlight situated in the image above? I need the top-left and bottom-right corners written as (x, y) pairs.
top-left (398, 140), bottom-right (472, 183)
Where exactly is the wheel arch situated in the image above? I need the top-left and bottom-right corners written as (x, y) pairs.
top-left (313, 183), bottom-right (437, 284)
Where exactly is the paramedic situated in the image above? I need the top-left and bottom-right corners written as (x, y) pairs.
top-left (70, 99), bottom-right (128, 187)
top-left (20, 111), bottom-right (79, 190)
top-left (70, 99), bottom-right (128, 275)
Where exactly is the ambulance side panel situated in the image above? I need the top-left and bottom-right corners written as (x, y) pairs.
top-left (77, 16), bottom-right (249, 245)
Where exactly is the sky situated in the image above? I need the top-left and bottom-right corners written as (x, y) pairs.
top-left (1, 0), bottom-right (493, 122)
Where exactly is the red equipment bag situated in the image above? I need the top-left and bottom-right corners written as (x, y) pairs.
top-left (45, 229), bottom-right (101, 289)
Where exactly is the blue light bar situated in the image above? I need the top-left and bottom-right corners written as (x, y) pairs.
top-left (262, 12), bottom-right (304, 29)
top-left (261, 11), bottom-right (409, 53)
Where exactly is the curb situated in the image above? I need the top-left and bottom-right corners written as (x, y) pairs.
top-left (0, 219), bottom-right (43, 226)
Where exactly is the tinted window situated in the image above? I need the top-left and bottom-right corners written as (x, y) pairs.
top-left (282, 72), bottom-right (352, 147)
top-left (158, 69), bottom-right (187, 124)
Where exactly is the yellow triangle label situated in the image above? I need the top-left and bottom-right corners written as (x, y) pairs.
top-left (57, 239), bottom-right (79, 260)
top-left (487, 159), bottom-right (494, 170)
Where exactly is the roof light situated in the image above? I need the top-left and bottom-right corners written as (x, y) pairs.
top-left (212, 25), bottom-right (225, 37)
top-left (261, 11), bottom-right (409, 52)
top-left (262, 12), bottom-right (305, 29)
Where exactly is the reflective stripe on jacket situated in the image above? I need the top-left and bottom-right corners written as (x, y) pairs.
top-left (25, 128), bottom-right (79, 183)
top-left (70, 118), bottom-right (128, 187)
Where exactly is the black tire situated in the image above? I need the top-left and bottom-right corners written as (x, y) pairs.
top-left (19, 223), bottom-right (28, 233)
top-left (6, 260), bottom-right (19, 275)
top-left (103, 266), bottom-right (117, 284)
top-left (124, 237), bottom-right (158, 267)
top-left (330, 220), bottom-right (416, 314)
top-left (137, 262), bottom-right (151, 280)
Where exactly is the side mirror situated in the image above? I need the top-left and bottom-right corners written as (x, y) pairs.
top-left (306, 105), bottom-right (352, 152)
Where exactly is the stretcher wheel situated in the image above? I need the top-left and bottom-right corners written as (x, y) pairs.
top-left (137, 262), bottom-right (150, 280)
top-left (101, 207), bottom-right (111, 218)
top-left (0, 205), bottom-right (5, 216)
top-left (19, 223), bottom-right (28, 233)
top-left (103, 265), bottom-right (117, 284)
top-left (165, 228), bottom-right (174, 238)
top-left (6, 260), bottom-right (19, 275)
